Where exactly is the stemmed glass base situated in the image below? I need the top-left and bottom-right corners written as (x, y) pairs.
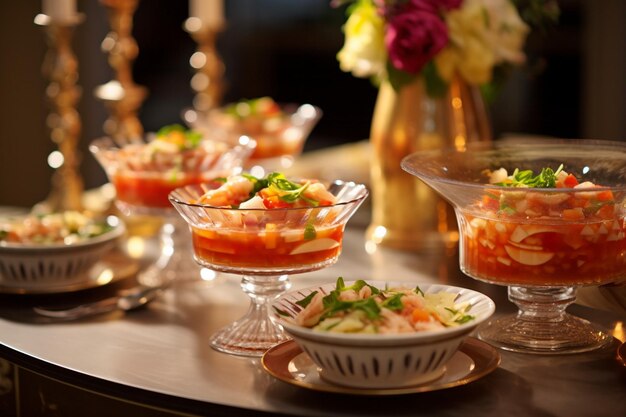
top-left (478, 286), bottom-right (612, 354)
top-left (210, 275), bottom-right (292, 356)
top-left (137, 214), bottom-right (209, 287)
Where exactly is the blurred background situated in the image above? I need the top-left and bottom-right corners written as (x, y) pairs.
top-left (0, 0), bottom-right (624, 208)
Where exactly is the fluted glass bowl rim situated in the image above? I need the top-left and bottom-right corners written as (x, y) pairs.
top-left (400, 139), bottom-right (626, 195)
top-left (168, 180), bottom-right (368, 212)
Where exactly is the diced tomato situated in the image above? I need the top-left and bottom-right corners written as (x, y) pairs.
top-left (262, 196), bottom-right (291, 209)
top-left (563, 174), bottom-right (579, 188)
top-left (482, 195), bottom-right (499, 211)
top-left (597, 190), bottom-right (614, 202)
top-left (411, 308), bottom-right (431, 323)
top-left (562, 207), bottom-right (585, 220)
top-left (597, 204), bottom-right (615, 219)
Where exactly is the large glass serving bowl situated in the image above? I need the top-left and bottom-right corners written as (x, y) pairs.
top-left (89, 135), bottom-right (255, 285)
top-left (169, 180), bottom-right (368, 356)
top-left (184, 101), bottom-right (322, 173)
top-left (401, 139), bottom-right (626, 354)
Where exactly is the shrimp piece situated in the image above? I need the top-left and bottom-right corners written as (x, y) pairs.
top-left (302, 183), bottom-right (336, 205)
top-left (295, 292), bottom-right (325, 327)
top-left (378, 309), bottom-right (414, 334)
top-left (358, 285), bottom-right (372, 299)
top-left (339, 289), bottom-right (358, 301)
top-left (199, 175), bottom-right (254, 207)
top-left (488, 168), bottom-right (508, 184)
top-left (399, 292), bottom-right (425, 317)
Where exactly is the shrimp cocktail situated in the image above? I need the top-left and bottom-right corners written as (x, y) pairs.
top-left (402, 139), bottom-right (626, 354)
top-left (188, 97), bottom-right (322, 172)
top-left (90, 125), bottom-right (254, 284)
top-left (170, 172), bottom-right (368, 356)
top-left (463, 165), bottom-right (625, 287)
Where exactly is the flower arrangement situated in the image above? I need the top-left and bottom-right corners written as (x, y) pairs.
top-left (334, 0), bottom-right (559, 96)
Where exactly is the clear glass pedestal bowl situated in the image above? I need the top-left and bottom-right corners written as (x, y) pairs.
top-left (89, 135), bottom-right (255, 286)
top-left (183, 100), bottom-right (322, 174)
top-left (169, 180), bottom-right (368, 356)
top-left (401, 139), bottom-right (626, 354)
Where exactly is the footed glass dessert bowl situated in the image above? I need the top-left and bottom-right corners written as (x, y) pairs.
top-left (90, 125), bottom-right (255, 285)
top-left (170, 173), bottom-right (368, 356)
top-left (401, 139), bottom-right (626, 354)
top-left (185, 97), bottom-right (322, 173)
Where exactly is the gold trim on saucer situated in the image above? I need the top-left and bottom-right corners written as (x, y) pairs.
top-left (261, 337), bottom-right (500, 396)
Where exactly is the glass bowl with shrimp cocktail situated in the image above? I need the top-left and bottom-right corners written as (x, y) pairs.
top-left (169, 172), bottom-right (368, 356)
top-left (186, 97), bottom-right (322, 173)
top-left (90, 125), bottom-right (255, 284)
top-left (401, 139), bottom-right (626, 354)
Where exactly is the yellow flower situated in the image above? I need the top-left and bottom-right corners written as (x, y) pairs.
top-left (435, 0), bottom-right (529, 85)
top-left (337, 0), bottom-right (386, 79)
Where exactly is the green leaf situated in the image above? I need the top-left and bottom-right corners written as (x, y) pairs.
top-left (386, 61), bottom-right (416, 92)
top-left (304, 223), bottom-right (317, 240)
top-left (335, 276), bottom-right (346, 291)
top-left (422, 62), bottom-right (448, 98)
top-left (381, 293), bottom-right (404, 311)
top-left (295, 291), bottom-right (319, 308)
top-left (265, 172), bottom-right (319, 206)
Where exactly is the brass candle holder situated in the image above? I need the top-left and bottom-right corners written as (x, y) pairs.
top-left (94, 0), bottom-right (147, 144)
top-left (183, 17), bottom-right (225, 112)
top-left (34, 12), bottom-right (85, 212)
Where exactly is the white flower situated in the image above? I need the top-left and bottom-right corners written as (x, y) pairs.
top-left (435, 0), bottom-right (529, 84)
top-left (336, 0), bottom-right (386, 78)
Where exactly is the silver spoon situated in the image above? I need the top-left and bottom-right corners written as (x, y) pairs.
top-left (33, 285), bottom-right (165, 320)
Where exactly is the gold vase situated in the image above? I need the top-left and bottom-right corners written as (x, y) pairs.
top-left (366, 74), bottom-right (491, 252)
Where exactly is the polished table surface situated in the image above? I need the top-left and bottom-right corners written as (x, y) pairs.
top-left (0, 223), bottom-right (625, 417)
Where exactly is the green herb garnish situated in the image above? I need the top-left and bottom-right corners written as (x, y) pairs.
top-left (381, 293), bottom-right (404, 311)
top-left (295, 291), bottom-right (319, 308)
top-left (495, 164), bottom-right (564, 188)
top-left (304, 223), bottom-right (316, 240)
top-left (156, 124), bottom-right (203, 150)
top-left (242, 172), bottom-right (321, 206)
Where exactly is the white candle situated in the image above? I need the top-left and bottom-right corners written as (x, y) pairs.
top-left (42, 0), bottom-right (77, 23)
top-left (190, 0), bottom-right (224, 30)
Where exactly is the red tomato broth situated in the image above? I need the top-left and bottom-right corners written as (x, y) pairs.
top-left (113, 173), bottom-right (205, 208)
top-left (458, 212), bottom-right (626, 286)
top-left (190, 224), bottom-right (345, 270)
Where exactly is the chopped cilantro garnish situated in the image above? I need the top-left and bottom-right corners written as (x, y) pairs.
top-left (496, 164), bottom-right (563, 188)
top-left (241, 172), bottom-right (321, 206)
top-left (381, 293), bottom-right (404, 311)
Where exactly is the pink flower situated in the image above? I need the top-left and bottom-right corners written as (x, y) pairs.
top-left (405, 0), bottom-right (463, 12)
top-left (434, 0), bottom-right (463, 10)
top-left (385, 7), bottom-right (449, 74)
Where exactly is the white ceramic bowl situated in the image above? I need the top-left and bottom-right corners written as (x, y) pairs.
top-left (0, 215), bottom-right (125, 288)
top-left (271, 281), bottom-right (495, 389)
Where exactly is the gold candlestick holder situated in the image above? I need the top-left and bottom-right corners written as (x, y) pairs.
top-left (94, 0), bottom-right (147, 144)
top-left (34, 13), bottom-right (85, 213)
top-left (183, 17), bottom-right (225, 112)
